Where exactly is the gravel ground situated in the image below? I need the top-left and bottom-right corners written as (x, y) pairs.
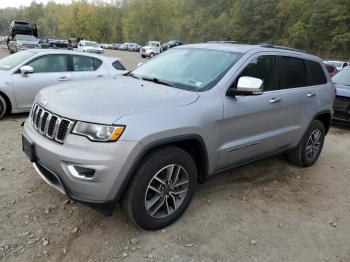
top-left (0, 44), bottom-right (350, 262)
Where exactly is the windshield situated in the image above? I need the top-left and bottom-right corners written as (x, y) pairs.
top-left (16, 35), bottom-right (36, 41)
top-left (0, 50), bottom-right (34, 71)
top-left (85, 41), bottom-right (98, 47)
top-left (332, 69), bottom-right (350, 86)
top-left (132, 48), bottom-right (242, 91)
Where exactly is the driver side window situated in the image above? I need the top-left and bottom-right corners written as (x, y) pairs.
top-left (238, 55), bottom-right (277, 91)
top-left (27, 55), bottom-right (68, 73)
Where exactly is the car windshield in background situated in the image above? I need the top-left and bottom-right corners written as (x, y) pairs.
top-left (132, 48), bottom-right (242, 91)
top-left (332, 69), bottom-right (350, 86)
top-left (17, 35), bottom-right (36, 41)
top-left (0, 50), bottom-right (34, 71)
top-left (86, 42), bottom-right (98, 47)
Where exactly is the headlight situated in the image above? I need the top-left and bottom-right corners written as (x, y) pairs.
top-left (72, 122), bottom-right (125, 142)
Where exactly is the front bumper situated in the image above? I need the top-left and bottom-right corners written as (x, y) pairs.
top-left (23, 119), bottom-right (141, 208)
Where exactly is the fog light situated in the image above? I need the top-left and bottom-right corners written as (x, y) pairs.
top-left (68, 165), bottom-right (95, 180)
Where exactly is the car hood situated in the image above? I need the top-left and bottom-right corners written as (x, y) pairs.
top-left (335, 84), bottom-right (350, 97)
top-left (17, 40), bottom-right (38, 45)
top-left (36, 76), bottom-right (199, 124)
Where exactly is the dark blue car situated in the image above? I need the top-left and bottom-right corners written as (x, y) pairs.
top-left (333, 67), bottom-right (350, 122)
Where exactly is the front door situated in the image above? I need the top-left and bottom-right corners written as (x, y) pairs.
top-left (12, 54), bottom-right (70, 109)
top-left (218, 55), bottom-right (285, 169)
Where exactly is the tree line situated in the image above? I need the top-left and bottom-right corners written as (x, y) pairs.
top-left (0, 0), bottom-right (349, 58)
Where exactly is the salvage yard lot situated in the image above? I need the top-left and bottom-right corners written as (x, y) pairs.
top-left (0, 44), bottom-right (350, 262)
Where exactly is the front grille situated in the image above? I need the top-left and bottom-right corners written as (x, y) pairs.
top-left (30, 104), bottom-right (74, 143)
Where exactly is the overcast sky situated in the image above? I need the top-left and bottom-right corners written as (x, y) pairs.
top-left (0, 0), bottom-right (73, 9)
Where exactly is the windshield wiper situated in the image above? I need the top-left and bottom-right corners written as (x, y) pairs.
top-left (141, 76), bottom-right (175, 87)
top-left (124, 71), bottom-right (142, 80)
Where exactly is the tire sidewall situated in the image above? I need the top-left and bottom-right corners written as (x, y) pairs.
top-left (301, 120), bottom-right (325, 166)
top-left (0, 95), bottom-right (7, 120)
top-left (129, 148), bottom-right (197, 230)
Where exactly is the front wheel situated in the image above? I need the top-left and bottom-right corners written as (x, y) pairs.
top-left (0, 95), bottom-right (8, 120)
top-left (123, 146), bottom-right (197, 230)
top-left (288, 120), bottom-right (325, 167)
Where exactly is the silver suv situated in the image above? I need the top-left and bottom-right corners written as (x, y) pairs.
top-left (22, 43), bottom-right (335, 230)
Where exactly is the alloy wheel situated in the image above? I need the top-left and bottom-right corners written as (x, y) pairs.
top-left (145, 164), bottom-right (189, 219)
top-left (305, 129), bottom-right (322, 161)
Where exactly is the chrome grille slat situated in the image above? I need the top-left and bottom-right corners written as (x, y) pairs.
top-left (30, 104), bottom-right (74, 144)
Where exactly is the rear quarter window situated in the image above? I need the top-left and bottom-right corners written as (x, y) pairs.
top-left (112, 60), bottom-right (126, 70)
top-left (305, 60), bottom-right (328, 86)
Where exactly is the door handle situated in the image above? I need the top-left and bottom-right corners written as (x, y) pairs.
top-left (307, 92), bottom-right (316, 97)
top-left (58, 76), bottom-right (70, 81)
top-left (269, 98), bottom-right (281, 104)
top-left (97, 75), bottom-right (104, 78)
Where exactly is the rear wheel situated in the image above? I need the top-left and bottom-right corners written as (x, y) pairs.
top-left (0, 95), bottom-right (7, 120)
top-left (123, 146), bottom-right (197, 230)
top-left (288, 120), bottom-right (325, 167)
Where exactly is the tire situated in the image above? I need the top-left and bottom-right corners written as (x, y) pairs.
top-left (150, 53), bottom-right (155, 58)
top-left (0, 95), bottom-right (7, 120)
top-left (288, 120), bottom-right (325, 167)
top-left (141, 55), bottom-right (146, 58)
top-left (123, 146), bottom-right (197, 230)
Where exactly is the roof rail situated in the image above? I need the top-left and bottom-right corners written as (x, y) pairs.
top-left (207, 41), bottom-right (237, 44)
top-left (259, 43), bottom-right (307, 53)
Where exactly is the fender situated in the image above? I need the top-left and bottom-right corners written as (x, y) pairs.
top-left (113, 134), bottom-right (209, 203)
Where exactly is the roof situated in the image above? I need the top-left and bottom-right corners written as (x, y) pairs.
top-left (26, 49), bottom-right (120, 61)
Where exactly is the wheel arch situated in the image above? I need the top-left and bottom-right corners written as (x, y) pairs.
top-left (313, 110), bottom-right (332, 134)
top-left (0, 90), bottom-right (12, 114)
top-left (114, 134), bottom-right (209, 202)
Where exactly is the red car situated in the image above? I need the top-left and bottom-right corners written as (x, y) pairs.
top-left (324, 63), bottom-right (338, 77)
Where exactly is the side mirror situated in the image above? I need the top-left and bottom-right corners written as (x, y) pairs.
top-left (227, 76), bottom-right (263, 97)
top-left (20, 65), bottom-right (34, 75)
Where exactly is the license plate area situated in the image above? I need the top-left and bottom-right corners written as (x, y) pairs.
top-left (22, 135), bottom-right (37, 162)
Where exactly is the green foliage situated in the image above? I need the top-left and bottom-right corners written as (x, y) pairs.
top-left (0, 0), bottom-right (349, 58)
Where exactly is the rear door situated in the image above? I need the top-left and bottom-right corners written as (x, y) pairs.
top-left (12, 54), bottom-right (70, 109)
top-left (276, 56), bottom-right (319, 146)
top-left (70, 54), bottom-right (108, 81)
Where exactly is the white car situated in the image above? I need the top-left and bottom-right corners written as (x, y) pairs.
top-left (0, 49), bottom-right (127, 119)
top-left (78, 40), bottom-right (104, 54)
top-left (140, 41), bottom-right (162, 58)
top-left (324, 60), bottom-right (349, 71)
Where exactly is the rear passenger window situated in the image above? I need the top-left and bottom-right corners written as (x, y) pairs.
top-left (72, 56), bottom-right (102, 71)
top-left (305, 60), bottom-right (327, 85)
top-left (238, 55), bottom-right (277, 91)
top-left (278, 56), bottom-right (307, 89)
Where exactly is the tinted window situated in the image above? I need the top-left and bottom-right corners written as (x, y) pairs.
top-left (238, 55), bottom-right (277, 91)
top-left (27, 55), bottom-right (68, 73)
top-left (278, 56), bottom-right (306, 89)
top-left (93, 58), bottom-right (102, 70)
top-left (305, 60), bottom-right (327, 86)
top-left (73, 56), bottom-right (102, 71)
top-left (112, 60), bottom-right (126, 70)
